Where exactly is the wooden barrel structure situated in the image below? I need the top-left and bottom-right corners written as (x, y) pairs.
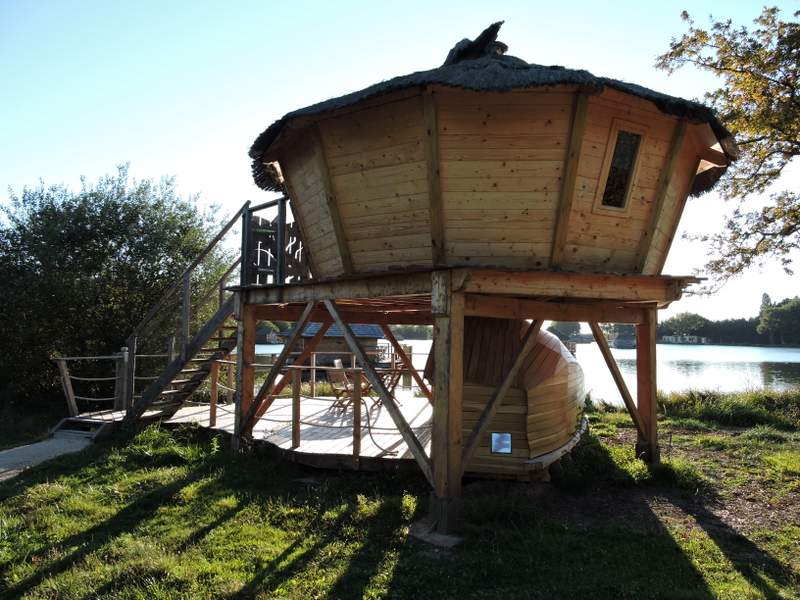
top-left (425, 318), bottom-right (585, 476)
top-left (246, 22), bottom-right (735, 484)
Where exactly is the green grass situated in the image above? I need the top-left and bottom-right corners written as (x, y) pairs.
top-left (658, 389), bottom-right (800, 430)
top-left (1, 412), bottom-right (798, 599)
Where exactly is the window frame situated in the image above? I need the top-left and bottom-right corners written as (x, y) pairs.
top-left (592, 118), bottom-right (648, 216)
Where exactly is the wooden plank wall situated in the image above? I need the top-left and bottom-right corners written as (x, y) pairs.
top-left (278, 86), bottom-right (709, 279)
top-left (282, 140), bottom-right (347, 278)
top-left (561, 89), bottom-right (681, 273)
top-left (437, 88), bottom-right (571, 269)
top-left (526, 362), bottom-right (584, 457)
top-left (462, 383), bottom-right (529, 476)
top-left (318, 97), bottom-right (433, 272)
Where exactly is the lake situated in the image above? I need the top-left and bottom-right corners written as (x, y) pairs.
top-left (243, 340), bottom-right (800, 408)
top-left (396, 340), bottom-right (800, 407)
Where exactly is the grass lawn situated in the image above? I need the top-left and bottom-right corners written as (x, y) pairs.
top-left (0, 404), bottom-right (798, 599)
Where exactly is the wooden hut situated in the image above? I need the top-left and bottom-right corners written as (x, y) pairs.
top-left (121, 22), bottom-right (734, 534)
top-left (237, 21), bottom-right (735, 531)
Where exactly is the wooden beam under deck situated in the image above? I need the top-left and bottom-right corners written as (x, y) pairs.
top-left (239, 268), bottom-right (698, 307)
top-left (464, 295), bottom-right (653, 323)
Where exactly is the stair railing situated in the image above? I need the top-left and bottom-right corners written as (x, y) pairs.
top-left (122, 200), bottom-right (255, 409)
top-left (53, 195), bottom-right (308, 420)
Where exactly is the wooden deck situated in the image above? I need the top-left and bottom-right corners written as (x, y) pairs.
top-left (166, 394), bottom-right (432, 468)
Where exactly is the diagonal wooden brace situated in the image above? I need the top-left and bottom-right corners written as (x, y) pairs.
top-left (241, 301), bottom-right (315, 436)
top-left (324, 299), bottom-right (434, 487)
top-left (380, 324), bottom-right (432, 402)
top-left (248, 320), bottom-right (333, 429)
top-left (588, 322), bottom-right (647, 440)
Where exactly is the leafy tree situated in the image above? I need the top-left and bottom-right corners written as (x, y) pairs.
top-left (657, 7), bottom-right (800, 281)
top-left (757, 296), bottom-right (800, 345)
top-left (547, 321), bottom-right (580, 342)
top-left (0, 165), bottom-right (229, 411)
top-left (658, 312), bottom-right (712, 337)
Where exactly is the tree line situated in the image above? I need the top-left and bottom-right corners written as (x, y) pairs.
top-left (659, 294), bottom-right (800, 346)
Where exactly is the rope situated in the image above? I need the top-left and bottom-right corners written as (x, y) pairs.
top-left (360, 399), bottom-right (397, 455)
top-left (74, 395), bottom-right (116, 402)
top-left (69, 375), bottom-right (116, 382)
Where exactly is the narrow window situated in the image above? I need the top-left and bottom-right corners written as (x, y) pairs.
top-left (601, 130), bottom-right (642, 208)
top-left (490, 432), bottom-right (512, 454)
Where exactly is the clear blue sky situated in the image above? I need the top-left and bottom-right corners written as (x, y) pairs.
top-left (1, 0), bottom-right (796, 319)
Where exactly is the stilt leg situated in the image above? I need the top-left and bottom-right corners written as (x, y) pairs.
top-left (233, 302), bottom-right (256, 450)
top-left (635, 308), bottom-right (659, 463)
top-left (430, 271), bottom-right (464, 533)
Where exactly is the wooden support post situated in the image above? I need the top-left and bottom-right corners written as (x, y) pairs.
top-left (323, 299), bottom-right (434, 486)
top-left (55, 359), bottom-right (79, 417)
top-left (351, 369), bottom-right (362, 462)
top-left (291, 367), bottom-right (301, 449)
top-left (125, 335), bottom-right (137, 409)
top-left (588, 322), bottom-right (647, 440)
top-left (114, 347), bottom-right (129, 411)
top-left (233, 302), bottom-right (257, 448)
top-left (209, 360), bottom-right (219, 427)
top-left (430, 270), bottom-right (464, 533)
top-left (226, 362), bottom-right (234, 404)
top-left (635, 308), bottom-right (659, 463)
top-left (381, 325), bottom-right (432, 402)
top-left (310, 353), bottom-right (317, 397)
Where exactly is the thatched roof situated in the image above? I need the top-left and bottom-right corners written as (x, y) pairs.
top-left (250, 22), bottom-right (736, 196)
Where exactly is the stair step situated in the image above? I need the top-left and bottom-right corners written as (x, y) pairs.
top-left (180, 368), bottom-right (207, 374)
top-left (160, 389), bottom-right (188, 396)
top-left (170, 379), bottom-right (193, 385)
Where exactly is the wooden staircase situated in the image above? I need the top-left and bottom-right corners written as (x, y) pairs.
top-left (124, 296), bottom-right (237, 424)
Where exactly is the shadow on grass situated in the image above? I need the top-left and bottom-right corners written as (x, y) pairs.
top-left (232, 502), bottom-right (359, 599)
top-left (677, 499), bottom-right (796, 599)
top-left (2, 424), bottom-right (795, 599)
